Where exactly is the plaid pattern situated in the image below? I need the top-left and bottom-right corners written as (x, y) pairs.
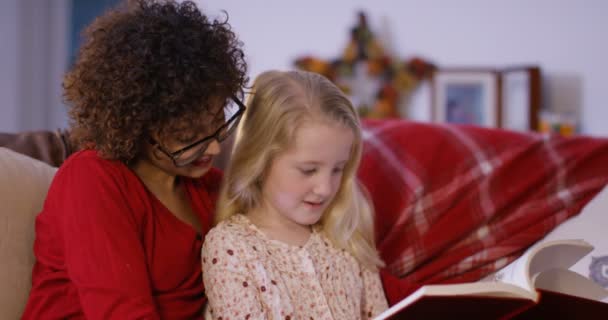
top-left (358, 119), bottom-right (608, 303)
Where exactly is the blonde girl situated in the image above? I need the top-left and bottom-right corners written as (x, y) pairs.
top-left (203, 70), bottom-right (388, 319)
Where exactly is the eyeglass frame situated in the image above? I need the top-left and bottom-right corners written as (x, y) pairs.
top-left (148, 95), bottom-right (246, 167)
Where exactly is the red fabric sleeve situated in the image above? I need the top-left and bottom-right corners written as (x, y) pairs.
top-left (56, 157), bottom-right (160, 319)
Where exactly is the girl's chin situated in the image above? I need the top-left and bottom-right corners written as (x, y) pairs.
top-left (297, 209), bottom-right (325, 225)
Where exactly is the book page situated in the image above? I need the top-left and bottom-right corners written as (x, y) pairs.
top-left (533, 186), bottom-right (608, 278)
top-left (495, 246), bottom-right (538, 292)
top-left (496, 239), bottom-right (593, 293)
top-left (527, 239), bottom-right (593, 279)
top-left (534, 268), bottom-right (608, 301)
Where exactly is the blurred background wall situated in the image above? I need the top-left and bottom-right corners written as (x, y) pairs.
top-left (1, 0), bottom-right (606, 135)
top-left (1, 0), bottom-right (69, 132)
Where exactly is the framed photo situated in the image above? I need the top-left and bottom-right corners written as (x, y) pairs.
top-left (431, 69), bottom-right (501, 128)
top-left (500, 66), bottom-right (541, 131)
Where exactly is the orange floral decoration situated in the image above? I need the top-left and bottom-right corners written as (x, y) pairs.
top-left (294, 12), bottom-right (436, 119)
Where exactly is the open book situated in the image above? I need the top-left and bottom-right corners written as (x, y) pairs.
top-left (374, 239), bottom-right (608, 320)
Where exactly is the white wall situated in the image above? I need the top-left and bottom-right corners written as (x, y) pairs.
top-left (198, 0), bottom-right (608, 136)
top-left (0, 0), bottom-right (20, 132)
top-left (0, 0), bottom-right (68, 133)
top-left (1, 0), bottom-right (606, 135)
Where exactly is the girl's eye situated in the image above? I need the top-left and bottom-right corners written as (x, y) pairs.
top-left (299, 168), bottom-right (317, 176)
top-left (332, 167), bottom-right (345, 175)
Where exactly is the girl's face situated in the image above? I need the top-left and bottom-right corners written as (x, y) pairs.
top-left (259, 120), bottom-right (355, 228)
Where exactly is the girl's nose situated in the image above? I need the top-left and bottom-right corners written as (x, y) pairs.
top-left (313, 173), bottom-right (333, 197)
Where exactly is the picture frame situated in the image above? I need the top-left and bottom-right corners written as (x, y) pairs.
top-left (431, 69), bottom-right (501, 128)
top-left (500, 66), bottom-right (541, 131)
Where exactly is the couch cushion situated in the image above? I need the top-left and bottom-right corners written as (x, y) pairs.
top-left (0, 147), bottom-right (57, 319)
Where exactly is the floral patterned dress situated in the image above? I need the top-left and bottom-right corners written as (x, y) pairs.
top-left (202, 214), bottom-right (388, 320)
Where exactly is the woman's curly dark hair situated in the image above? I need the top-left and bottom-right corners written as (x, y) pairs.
top-left (65, 0), bottom-right (248, 163)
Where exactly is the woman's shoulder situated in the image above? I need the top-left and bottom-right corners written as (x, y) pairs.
top-left (49, 149), bottom-right (135, 195)
top-left (58, 149), bottom-right (126, 176)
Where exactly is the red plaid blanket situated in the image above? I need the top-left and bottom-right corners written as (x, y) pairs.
top-left (358, 119), bottom-right (608, 303)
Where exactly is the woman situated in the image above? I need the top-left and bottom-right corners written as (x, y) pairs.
top-left (22, 1), bottom-right (247, 319)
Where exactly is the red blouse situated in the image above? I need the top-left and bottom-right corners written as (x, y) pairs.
top-left (22, 150), bottom-right (221, 319)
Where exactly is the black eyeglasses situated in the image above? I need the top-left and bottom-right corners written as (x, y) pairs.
top-left (148, 95), bottom-right (246, 167)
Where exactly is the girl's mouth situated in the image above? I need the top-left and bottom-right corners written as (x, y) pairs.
top-left (304, 200), bottom-right (324, 209)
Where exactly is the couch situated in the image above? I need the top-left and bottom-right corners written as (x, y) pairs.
top-left (0, 147), bottom-right (57, 319)
top-left (2, 120), bottom-right (608, 319)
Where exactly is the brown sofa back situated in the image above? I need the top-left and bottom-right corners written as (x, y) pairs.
top-left (0, 130), bottom-right (71, 167)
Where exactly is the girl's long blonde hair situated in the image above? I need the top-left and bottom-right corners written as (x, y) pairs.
top-left (216, 70), bottom-right (384, 269)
